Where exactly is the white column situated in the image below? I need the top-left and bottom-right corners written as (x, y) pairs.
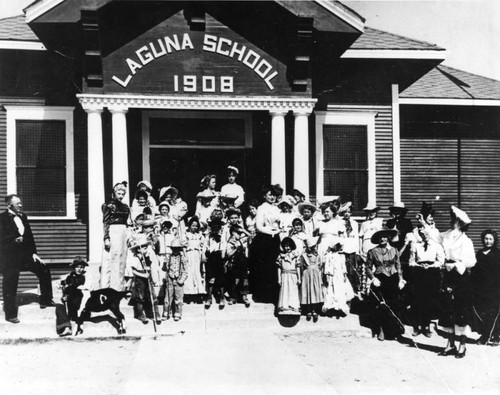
top-left (109, 106), bottom-right (130, 204)
top-left (86, 107), bottom-right (105, 264)
top-left (391, 84), bottom-right (401, 203)
top-left (293, 111), bottom-right (310, 199)
top-left (270, 111), bottom-right (287, 190)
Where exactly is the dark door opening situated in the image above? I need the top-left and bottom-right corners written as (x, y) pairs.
top-left (150, 148), bottom-right (246, 216)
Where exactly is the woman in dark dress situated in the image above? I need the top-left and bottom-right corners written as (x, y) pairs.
top-left (366, 229), bottom-right (406, 341)
top-left (101, 181), bottom-right (130, 291)
top-left (471, 229), bottom-right (500, 346)
top-left (249, 185), bottom-right (281, 303)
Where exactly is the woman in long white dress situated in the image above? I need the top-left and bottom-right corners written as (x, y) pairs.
top-left (184, 216), bottom-right (206, 301)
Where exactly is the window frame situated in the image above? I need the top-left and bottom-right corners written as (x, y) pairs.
top-left (315, 110), bottom-right (377, 206)
top-left (6, 106), bottom-right (75, 220)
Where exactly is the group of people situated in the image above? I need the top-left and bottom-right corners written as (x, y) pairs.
top-left (1, 169), bottom-right (499, 358)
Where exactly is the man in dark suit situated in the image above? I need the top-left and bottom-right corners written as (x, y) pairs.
top-left (0, 194), bottom-right (54, 323)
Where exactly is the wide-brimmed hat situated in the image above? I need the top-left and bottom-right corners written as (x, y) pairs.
top-left (160, 219), bottom-right (173, 229)
top-left (159, 186), bottom-right (179, 201)
top-left (277, 195), bottom-right (295, 209)
top-left (197, 190), bottom-right (216, 200)
top-left (317, 196), bottom-right (340, 206)
top-left (389, 202), bottom-right (408, 213)
top-left (227, 165), bottom-right (239, 175)
top-left (170, 238), bottom-right (184, 249)
top-left (339, 201), bottom-right (352, 213)
top-left (291, 189), bottom-right (305, 200)
top-left (225, 207), bottom-right (241, 218)
top-left (363, 203), bottom-right (380, 212)
top-left (420, 201), bottom-right (435, 218)
top-left (141, 218), bottom-right (156, 228)
top-left (298, 201), bottom-right (317, 215)
top-left (281, 237), bottom-right (297, 251)
top-left (158, 201), bottom-right (170, 210)
top-left (370, 228), bottom-right (398, 244)
top-left (129, 234), bottom-right (150, 250)
top-left (220, 194), bottom-right (238, 203)
top-left (451, 205), bottom-right (471, 225)
top-left (70, 256), bottom-right (88, 267)
top-left (136, 180), bottom-right (153, 191)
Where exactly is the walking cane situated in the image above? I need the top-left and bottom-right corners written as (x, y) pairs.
top-left (137, 244), bottom-right (158, 333)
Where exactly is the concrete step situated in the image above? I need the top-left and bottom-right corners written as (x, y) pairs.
top-left (0, 296), bottom-right (372, 342)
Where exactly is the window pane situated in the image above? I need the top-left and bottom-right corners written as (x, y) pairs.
top-left (324, 170), bottom-right (368, 210)
top-left (16, 120), bottom-right (66, 216)
top-left (323, 125), bottom-right (368, 212)
top-left (323, 125), bottom-right (367, 169)
top-left (150, 117), bottom-right (245, 146)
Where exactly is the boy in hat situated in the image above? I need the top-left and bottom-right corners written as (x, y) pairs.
top-left (298, 201), bottom-right (318, 239)
top-left (57, 256), bottom-right (93, 336)
top-left (162, 238), bottom-right (188, 321)
top-left (128, 234), bottom-right (162, 325)
top-left (225, 225), bottom-right (251, 307)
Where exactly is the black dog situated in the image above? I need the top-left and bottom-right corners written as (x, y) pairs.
top-left (71, 288), bottom-right (131, 335)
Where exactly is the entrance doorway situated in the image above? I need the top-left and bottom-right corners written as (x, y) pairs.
top-left (150, 148), bottom-right (247, 216)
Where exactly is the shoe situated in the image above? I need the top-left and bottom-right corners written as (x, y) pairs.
top-left (40, 300), bottom-right (56, 309)
top-left (306, 313), bottom-right (312, 321)
top-left (228, 299), bottom-right (234, 305)
top-left (312, 312), bottom-right (319, 323)
top-left (477, 336), bottom-right (488, 345)
top-left (205, 297), bottom-right (212, 309)
top-left (438, 347), bottom-right (457, 356)
top-left (455, 347), bottom-right (466, 359)
top-left (138, 315), bottom-right (149, 325)
top-left (162, 313), bottom-right (169, 321)
top-left (242, 295), bottom-right (250, 308)
top-left (377, 330), bottom-right (385, 341)
top-left (6, 318), bottom-right (20, 324)
top-left (59, 327), bottom-right (72, 337)
top-left (412, 328), bottom-right (421, 337)
top-left (219, 299), bottom-right (225, 310)
top-left (174, 314), bottom-right (181, 321)
top-left (423, 328), bottom-right (432, 338)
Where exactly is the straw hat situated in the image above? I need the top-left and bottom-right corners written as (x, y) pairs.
top-left (159, 186), bottom-right (179, 201)
top-left (370, 229), bottom-right (398, 244)
top-left (170, 238), bottom-right (184, 249)
top-left (389, 201), bottom-right (408, 213)
top-left (298, 201), bottom-right (317, 215)
top-left (339, 201), bottom-right (352, 213)
top-left (277, 195), bottom-right (295, 209)
top-left (197, 190), bottom-right (216, 200)
top-left (129, 234), bottom-right (150, 250)
top-left (220, 194), bottom-right (238, 203)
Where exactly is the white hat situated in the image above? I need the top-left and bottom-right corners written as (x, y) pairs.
top-left (363, 203), bottom-right (380, 212)
top-left (137, 180), bottom-right (153, 191)
top-left (317, 196), bottom-right (340, 206)
top-left (339, 201), bottom-right (352, 213)
top-left (227, 165), bottom-right (239, 175)
top-left (277, 195), bottom-right (295, 208)
top-left (451, 205), bottom-right (471, 225)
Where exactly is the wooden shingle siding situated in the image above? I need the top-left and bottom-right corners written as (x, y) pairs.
top-left (401, 139), bottom-right (459, 233)
top-left (0, 109), bottom-right (6, 197)
top-left (460, 139), bottom-right (500, 247)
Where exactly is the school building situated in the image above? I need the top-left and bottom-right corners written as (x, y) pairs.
top-left (1, 0), bottom-right (499, 273)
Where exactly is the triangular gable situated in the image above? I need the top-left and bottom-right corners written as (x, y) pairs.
top-left (102, 11), bottom-right (297, 96)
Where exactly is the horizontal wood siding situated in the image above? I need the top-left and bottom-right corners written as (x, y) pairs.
top-left (0, 109), bottom-right (6, 197)
top-left (460, 139), bottom-right (500, 247)
top-left (401, 139), bottom-right (459, 233)
top-left (0, 266), bottom-right (71, 298)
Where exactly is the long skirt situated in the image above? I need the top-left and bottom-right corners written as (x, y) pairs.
top-left (410, 266), bottom-right (440, 327)
top-left (100, 224), bottom-right (127, 291)
top-left (278, 271), bottom-right (300, 313)
top-left (184, 249), bottom-right (205, 295)
top-left (249, 233), bottom-right (280, 303)
top-left (300, 265), bottom-right (324, 305)
top-left (323, 274), bottom-right (355, 314)
top-left (438, 270), bottom-right (473, 336)
top-left (370, 274), bottom-right (405, 338)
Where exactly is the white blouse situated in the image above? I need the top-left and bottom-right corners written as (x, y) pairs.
top-left (256, 202), bottom-right (280, 236)
top-left (439, 229), bottom-right (476, 274)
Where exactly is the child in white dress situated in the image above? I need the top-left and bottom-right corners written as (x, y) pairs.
top-left (277, 237), bottom-right (301, 314)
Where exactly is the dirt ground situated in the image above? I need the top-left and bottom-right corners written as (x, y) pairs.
top-left (0, 338), bottom-right (140, 395)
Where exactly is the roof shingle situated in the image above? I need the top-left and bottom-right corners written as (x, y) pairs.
top-left (401, 65), bottom-right (500, 100)
top-left (351, 27), bottom-right (444, 51)
top-left (0, 15), bottom-right (39, 42)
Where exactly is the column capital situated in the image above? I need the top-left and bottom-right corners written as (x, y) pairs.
top-left (82, 104), bottom-right (104, 114)
top-left (269, 109), bottom-right (289, 117)
top-left (292, 109), bottom-right (313, 116)
top-left (108, 105), bottom-right (129, 114)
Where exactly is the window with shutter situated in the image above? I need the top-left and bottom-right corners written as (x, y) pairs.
top-left (5, 106), bottom-right (75, 219)
top-left (323, 125), bottom-right (368, 211)
top-left (16, 120), bottom-right (67, 216)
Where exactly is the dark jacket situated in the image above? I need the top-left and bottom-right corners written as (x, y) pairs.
top-left (0, 210), bottom-right (37, 272)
